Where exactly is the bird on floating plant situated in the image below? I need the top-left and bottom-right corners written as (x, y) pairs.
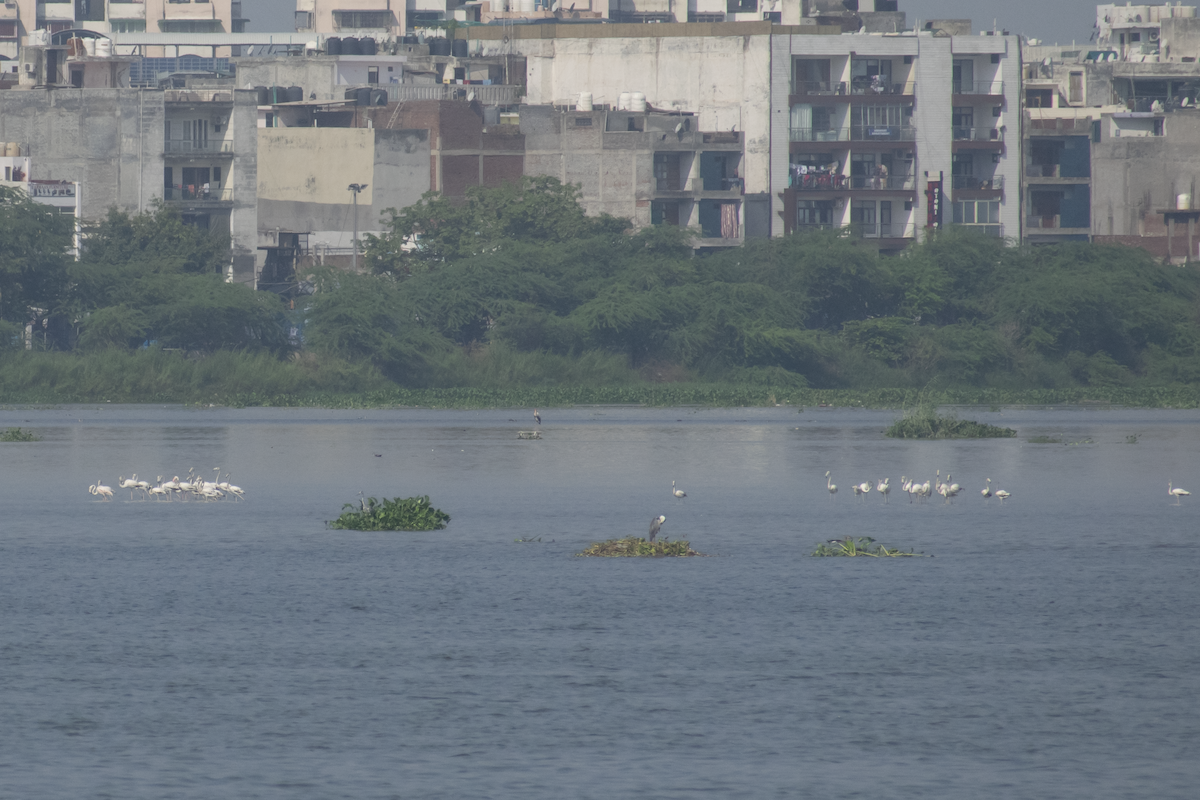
top-left (533, 409), bottom-right (541, 425)
top-left (672, 481), bottom-right (686, 499)
top-left (1169, 482), bottom-right (1190, 505)
top-left (649, 515), bottom-right (666, 542)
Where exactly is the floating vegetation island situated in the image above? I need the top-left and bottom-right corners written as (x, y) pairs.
top-left (812, 537), bottom-right (931, 558)
top-left (329, 495), bottom-right (450, 531)
top-left (0, 428), bottom-right (39, 442)
top-left (885, 404), bottom-right (1016, 440)
top-left (577, 538), bottom-right (704, 557)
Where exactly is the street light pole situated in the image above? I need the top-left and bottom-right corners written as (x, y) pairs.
top-left (348, 183), bottom-right (368, 270)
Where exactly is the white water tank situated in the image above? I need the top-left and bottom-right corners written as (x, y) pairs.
top-left (517, 0), bottom-right (535, 13)
top-left (84, 38), bottom-right (97, 56)
top-left (630, 92), bottom-right (647, 112)
top-left (96, 38), bottom-right (112, 57)
top-left (576, 91), bottom-right (593, 111)
top-left (617, 92), bottom-right (631, 111)
top-left (1178, 193), bottom-right (1193, 210)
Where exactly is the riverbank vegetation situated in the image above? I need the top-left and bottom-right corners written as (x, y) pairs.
top-left (5, 180), bottom-right (1200, 407)
top-left (0, 427), bottom-right (39, 442)
top-left (885, 401), bottom-right (1018, 439)
top-left (577, 537), bottom-right (702, 557)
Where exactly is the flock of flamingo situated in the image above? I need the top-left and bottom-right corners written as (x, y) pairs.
top-left (87, 468), bottom-right (245, 502)
top-left (823, 470), bottom-right (1011, 504)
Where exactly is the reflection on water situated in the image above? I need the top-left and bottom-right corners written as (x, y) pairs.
top-left (1, 405), bottom-right (1199, 798)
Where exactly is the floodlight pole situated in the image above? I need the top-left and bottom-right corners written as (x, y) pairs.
top-left (348, 183), bottom-right (368, 270)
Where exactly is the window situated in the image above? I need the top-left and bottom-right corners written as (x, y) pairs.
top-left (991, 53), bottom-right (1001, 64)
top-left (851, 58), bottom-right (893, 94)
top-left (295, 11), bottom-right (313, 29)
top-left (796, 200), bottom-right (833, 227)
top-left (688, 13), bottom-right (725, 22)
top-left (75, 0), bottom-right (105, 21)
top-left (952, 200), bottom-right (1002, 235)
top-left (573, 117), bottom-right (592, 127)
top-left (367, 67), bottom-right (379, 85)
top-left (159, 20), bottom-right (224, 32)
top-left (952, 59), bottom-right (975, 93)
top-left (853, 106), bottom-right (902, 127)
top-left (1130, 32), bottom-right (1141, 43)
top-left (793, 59), bottom-right (831, 93)
top-left (111, 20), bottom-right (147, 33)
top-left (0, 21), bottom-right (16, 39)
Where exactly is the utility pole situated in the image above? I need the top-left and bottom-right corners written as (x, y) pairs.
top-left (348, 183), bottom-right (368, 270)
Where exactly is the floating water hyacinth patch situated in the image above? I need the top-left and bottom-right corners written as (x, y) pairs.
top-left (577, 537), bottom-right (703, 557)
top-left (0, 428), bottom-right (39, 442)
top-left (811, 537), bottom-right (930, 558)
top-left (328, 495), bottom-right (450, 531)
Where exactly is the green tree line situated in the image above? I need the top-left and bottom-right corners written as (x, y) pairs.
top-left (4, 178), bottom-right (1200, 402)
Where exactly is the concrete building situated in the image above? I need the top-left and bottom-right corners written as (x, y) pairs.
top-left (0, 77), bottom-right (259, 282)
top-left (1, 0), bottom-right (246, 61)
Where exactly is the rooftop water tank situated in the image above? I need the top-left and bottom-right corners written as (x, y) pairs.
top-left (371, 89), bottom-right (388, 106)
top-left (286, 86), bottom-right (303, 103)
top-left (1178, 193), bottom-right (1193, 210)
top-left (630, 92), bottom-right (647, 112)
top-left (577, 91), bottom-right (593, 112)
top-left (342, 37), bottom-right (361, 56)
top-left (451, 39), bottom-right (469, 58)
top-left (95, 38), bottom-right (112, 58)
top-left (428, 37), bottom-right (452, 56)
top-left (255, 86), bottom-right (269, 105)
top-left (617, 92), bottom-right (631, 111)
top-left (361, 37), bottom-right (377, 56)
top-left (325, 37), bottom-right (341, 55)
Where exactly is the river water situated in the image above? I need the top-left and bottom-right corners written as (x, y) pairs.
top-left (1, 404), bottom-right (1198, 798)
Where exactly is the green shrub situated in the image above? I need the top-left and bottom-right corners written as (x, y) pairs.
top-left (328, 495), bottom-right (450, 531)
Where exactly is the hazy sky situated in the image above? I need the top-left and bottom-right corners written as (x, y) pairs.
top-left (244, 0), bottom-right (1125, 46)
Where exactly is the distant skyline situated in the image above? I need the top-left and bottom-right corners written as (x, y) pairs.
top-left (244, 0), bottom-right (1161, 46)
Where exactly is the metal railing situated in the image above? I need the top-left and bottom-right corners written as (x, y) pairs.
top-left (952, 127), bottom-right (1003, 142)
top-left (847, 175), bottom-right (917, 191)
top-left (385, 84), bottom-right (523, 105)
top-left (850, 80), bottom-right (916, 96)
top-left (1026, 215), bottom-right (1061, 229)
top-left (163, 186), bottom-right (234, 202)
top-left (952, 175), bottom-right (1004, 190)
top-left (164, 140), bottom-right (234, 155)
top-left (953, 223), bottom-right (1004, 237)
top-left (1025, 164), bottom-right (1064, 178)
top-left (1027, 117), bottom-right (1093, 132)
top-left (792, 222), bottom-right (918, 239)
top-left (164, 89), bottom-right (232, 103)
top-left (851, 125), bottom-right (916, 141)
top-left (790, 173), bottom-right (845, 190)
top-left (953, 81), bottom-right (1005, 95)
top-left (791, 80), bottom-right (845, 96)
top-left (789, 127), bottom-right (850, 143)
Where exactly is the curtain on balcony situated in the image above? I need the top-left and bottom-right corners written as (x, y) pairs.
top-left (720, 203), bottom-right (739, 239)
top-left (790, 104), bottom-right (812, 135)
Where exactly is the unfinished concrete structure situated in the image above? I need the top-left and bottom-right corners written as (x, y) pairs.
top-left (0, 84), bottom-right (259, 283)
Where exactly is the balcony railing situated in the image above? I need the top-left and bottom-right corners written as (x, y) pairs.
top-left (850, 125), bottom-right (916, 142)
top-left (385, 84), bottom-right (523, 105)
top-left (791, 80), bottom-right (845, 96)
top-left (164, 140), bottom-right (234, 155)
top-left (1026, 215), bottom-right (1062, 229)
top-left (163, 186), bottom-right (233, 202)
top-left (1027, 117), bottom-right (1093, 132)
top-left (792, 222), bottom-right (917, 239)
top-left (790, 127), bottom-right (850, 143)
top-left (850, 80), bottom-right (916, 96)
top-left (655, 177), bottom-right (743, 192)
top-left (953, 127), bottom-right (1004, 142)
top-left (953, 81), bottom-right (1004, 95)
top-left (847, 175), bottom-right (917, 191)
top-left (952, 175), bottom-right (1004, 190)
top-left (953, 223), bottom-right (1004, 237)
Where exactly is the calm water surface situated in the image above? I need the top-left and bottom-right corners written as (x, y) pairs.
top-left (1, 405), bottom-right (1198, 798)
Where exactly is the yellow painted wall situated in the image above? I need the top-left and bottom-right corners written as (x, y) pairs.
top-left (257, 128), bottom-right (374, 205)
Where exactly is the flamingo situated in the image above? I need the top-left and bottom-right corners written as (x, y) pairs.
top-left (1169, 482), bottom-right (1190, 505)
top-left (89, 480), bottom-right (113, 501)
top-left (148, 484), bottom-right (168, 500)
top-left (982, 478), bottom-right (993, 500)
top-left (118, 476), bottom-right (138, 498)
top-left (672, 480), bottom-right (686, 499)
top-left (855, 481), bottom-right (871, 500)
top-left (995, 489), bottom-right (1011, 501)
top-left (825, 471), bottom-right (837, 497)
top-left (877, 478), bottom-right (890, 503)
top-left (947, 474), bottom-right (961, 495)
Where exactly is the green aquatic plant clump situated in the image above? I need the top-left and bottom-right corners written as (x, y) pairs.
top-left (0, 427), bottom-right (39, 442)
top-left (577, 537), bottom-right (702, 557)
top-left (328, 495), bottom-right (450, 531)
top-left (885, 400), bottom-right (1016, 440)
top-left (812, 537), bottom-right (930, 557)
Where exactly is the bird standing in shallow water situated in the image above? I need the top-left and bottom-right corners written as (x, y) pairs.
top-left (533, 409), bottom-right (541, 425)
top-left (1169, 482), bottom-right (1190, 505)
top-left (649, 515), bottom-right (666, 542)
top-left (672, 481), bottom-right (686, 499)
top-left (825, 471), bottom-right (837, 498)
top-left (982, 478), bottom-right (993, 500)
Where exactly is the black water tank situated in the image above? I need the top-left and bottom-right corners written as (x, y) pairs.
top-left (402, 35), bottom-right (418, 45)
top-left (360, 37), bottom-right (377, 56)
top-left (342, 37), bottom-right (361, 56)
top-left (357, 87), bottom-right (372, 106)
top-left (428, 37), bottom-right (451, 56)
top-left (451, 39), bottom-right (468, 58)
top-left (254, 85), bottom-right (268, 105)
top-left (371, 89), bottom-right (387, 106)
top-left (345, 88), bottom-right (358, 102)
top-left (269, 85), bottom-right (286, 104)
top-left (325, 36), bottom-right (341, 55)
top-left (286, 86), bottom-right (303, 103)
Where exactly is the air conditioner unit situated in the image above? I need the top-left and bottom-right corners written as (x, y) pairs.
top-left (24, 62), bottom-right (34, 74)
top-left (1149, 31), bottom-right (1159, 42)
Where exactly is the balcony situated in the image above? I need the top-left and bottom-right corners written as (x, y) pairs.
top-left (850, 125), bottom-right (916, 142)
top-left (952, 223), bottom-right (1004, 237)
top-left (790, 127), bottom-right (850, 143)
top-left (952, 175), bottom-right (1004, 190)
top-left (1027, 117), bottom-right (1094, 133)
top-left (793, 222), bottom-right (917, 239)
top-left (164, 140), bottom-right (234, 156)
top-left (164, 185), bottom-right (233, 203)
top-left (953, 127), bottom-right (1003, 142)
top-left (1026, 215), bottom-right (1062, 229)
top-left (847, 175), bottom-right (916, 191)
top-left (953, 80), bottom-right (1005, 96)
